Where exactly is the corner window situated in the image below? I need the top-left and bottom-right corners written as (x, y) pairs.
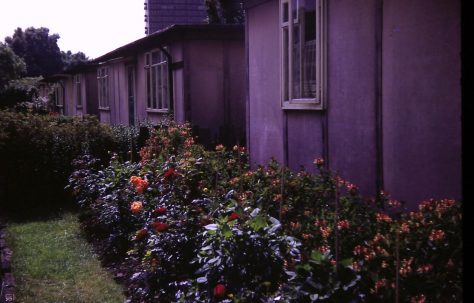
top-left (74, 74), bottom-right (82, 107)
top-left (97, 67), bottom-right (109, 109)
top-left (145, 49), bottom-right (169, 111)
top-left (281, 0), bottom-right (326, 110)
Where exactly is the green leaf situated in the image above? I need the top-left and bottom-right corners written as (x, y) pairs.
top-left (340, 258), bottom-right (353, 267)
top-left (248, 215), bottom-right (268, 231)
top-left (222, 223), bottom-right (233, 239)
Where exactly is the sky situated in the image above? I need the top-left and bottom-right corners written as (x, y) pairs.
top-left (0, 0), bottom-right (145, 59)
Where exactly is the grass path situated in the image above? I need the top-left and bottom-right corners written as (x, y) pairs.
top-left (5, 213), bottom-right (125, 303)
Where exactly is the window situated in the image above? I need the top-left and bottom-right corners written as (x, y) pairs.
top-left (53, 82), bottom-right (64, 108)
top-left (281, 0), bottom-right (326, 110)
top-left (97, 67), bottom-right (109, 109)
top-left (145, 49), bottom-right (169, 111)
top-left (74, 74), bottom-right (82, 107)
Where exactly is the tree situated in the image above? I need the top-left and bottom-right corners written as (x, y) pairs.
top-left (61, 50), bottom-right (89, 71)
top-left (4, 27), bottom-right (63, 77)
top-left (0, 42), bottom-right (26, 90)
top-left (205, 0), bottom-right (244, 24)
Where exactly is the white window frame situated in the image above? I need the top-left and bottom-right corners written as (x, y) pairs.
top-left (97, 67), bottom-right (110, 109)
top-left (145, 48), bottom-right (169, 112)
top-left (280, 0), bottom-right (327, 110)
top-left (74, 74), bottom-right (82, 108)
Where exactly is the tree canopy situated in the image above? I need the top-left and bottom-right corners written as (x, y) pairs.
top-left (205, 0), bottom-right (244, 24)
top-left (5, 27), bottom-right (64, 77)
top-left (0, 42), bottom-right (26, 89)
top-left (61, 50), bottom-right (89, 71)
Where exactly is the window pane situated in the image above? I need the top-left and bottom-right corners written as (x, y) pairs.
top-left (302, 0), bottom-right (316, 98)
top-left (292, 0), bottom-right (298, 20)
top-left (151, 66), bottom-right (157, 109)
top-left (152, 51), bottom-right (160, 64)
top-left (283, 2), bottom-right (289, 22)
top-left (146, 69), bottom-right (151, 108)
top-left (157, 65), bottom-right (162, 109)
top-left (292, 23), bottom-right (301, 99)
top-left (283, 27), bottom-right (289, 101)
top-left (163, 62), bottom-right (168, 109)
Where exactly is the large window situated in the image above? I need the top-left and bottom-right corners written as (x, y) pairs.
top-left (145, 49), bottom-right (169, 111)
top-left (53, 83), bottom-right (64, 108)
top-left (74, 74), bottom-right (82, 107)
top-left (97, 67), bottom-right (109, 109)
top-left (281, 0), bottom-right (326, 110)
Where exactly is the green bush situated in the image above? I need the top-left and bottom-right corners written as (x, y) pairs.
top-left (0, 111), bottom-right (124, 217)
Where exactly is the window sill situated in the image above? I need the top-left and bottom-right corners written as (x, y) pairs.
top-left (282, 101), bottom-right (324, 110)
top-left (146, 108), bottom-right (169, 114)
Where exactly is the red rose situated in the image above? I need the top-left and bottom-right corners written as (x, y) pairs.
top-left (228, 213), bottom-right (239, 222)
top-left (153, 207), bottom-right (167, 214)
top-left (134, 228), bottom-right (148, 240)
top-left (213, 284), bottom-right (226, 298)
top-left (163, 167), bottom-right (178, 179)
top-left (152, 221), bottom-right (169, 232)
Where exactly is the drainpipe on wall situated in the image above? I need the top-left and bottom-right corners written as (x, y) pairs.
top-left (375, 0), bottom-right (385, 197)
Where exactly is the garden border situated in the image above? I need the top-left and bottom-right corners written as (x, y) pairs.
top-left (0, 221), bottom-right (14, 303)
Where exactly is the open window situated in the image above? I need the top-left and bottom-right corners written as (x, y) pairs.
top-left (281, 0), bottom-right (326, 110)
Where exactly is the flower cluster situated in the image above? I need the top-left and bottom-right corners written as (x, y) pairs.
top-left (130, 176), bottom-right (149, 194)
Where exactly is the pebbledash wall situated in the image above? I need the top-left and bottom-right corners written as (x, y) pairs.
top-left (93, 24), bottom-right (246, 147)
top-left (244, 0), bottom-right (461, 208)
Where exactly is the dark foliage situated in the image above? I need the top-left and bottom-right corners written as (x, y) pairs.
top-left (5, 27), bottom-right (64, 77)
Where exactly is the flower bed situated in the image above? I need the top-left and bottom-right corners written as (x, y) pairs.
top-left (69, 122), bottom-right (462, 302)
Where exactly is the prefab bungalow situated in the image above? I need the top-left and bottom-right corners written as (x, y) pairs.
top-left (244, 0), bottom-right (461, 208)
top-left (92, 24), bottom-right (246, 147)
top-left (38, 63), bottom-right (99, 117)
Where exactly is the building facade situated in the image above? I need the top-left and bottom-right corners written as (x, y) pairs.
top-left (94, 24), bottom-right (246, 147)
top-left (244, 0), bottom-right (462, 208)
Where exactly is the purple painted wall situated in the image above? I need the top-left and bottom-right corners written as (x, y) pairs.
top-left (245, 0), bottom-right (462, 207)
top-left (247, 1), bottom-right (285, 165)
top-left (382, 0), bottom-right (462, 204)
top-left (327, 0), bottom-right (379, 197)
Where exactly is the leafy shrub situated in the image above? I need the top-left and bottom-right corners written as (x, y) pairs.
top-left (0, 111), bottom-right (134, 217)
top-left (69, 122), bottom-right (462, 303)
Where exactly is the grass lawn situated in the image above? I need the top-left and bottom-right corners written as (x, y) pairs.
top-left (5, 213), bottom-right (125, 303)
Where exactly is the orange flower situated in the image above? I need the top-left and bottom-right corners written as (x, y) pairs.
top-left (376, 212), bottom-right (392, 223)
top-left (320, 226), bottom-right (332, 238)
top-left (130, 201), bottom-right (143, 214)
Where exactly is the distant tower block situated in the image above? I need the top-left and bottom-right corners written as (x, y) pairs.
top-left (144, 0), bottom-right (207, 35)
